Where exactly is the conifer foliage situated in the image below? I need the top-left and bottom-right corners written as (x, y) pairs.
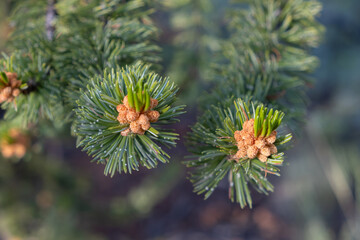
top-left (0, 0), bottom-right (323, 208)
top-left (186, 99), bottom-right (292, 208)
top-left (186, 0), bottom-right (323, 208)
top-left (75, 64), bottom-right (185, 176)
top-left (0, 0), bottom-right (184, 172)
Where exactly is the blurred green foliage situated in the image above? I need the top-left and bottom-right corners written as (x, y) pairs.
top-left (0, 0), bottom-right (359, 239)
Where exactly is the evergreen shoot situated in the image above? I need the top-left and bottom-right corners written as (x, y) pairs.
top-left (75, 64), bottom-right (185, 176)
top-left (185, 0), bottom-right (323, 208)
top-left (186, 99), bottom-right (292, 208)
top-left (0, 0), bottom-right (324, 211)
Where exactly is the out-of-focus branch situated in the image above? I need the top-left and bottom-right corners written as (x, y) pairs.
top-left (46, 0), bottom-right (57, 41)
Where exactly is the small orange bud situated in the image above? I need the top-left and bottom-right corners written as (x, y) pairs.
top-left (130, 121), bottom-right (141, 133)
top-left (237, 139), bottom-right (245, 149)
top-left (269, 144), bottom-right (277, 154)
top-left (150, 98), bottom-right (158, 109)
top-left (141, 122), bottom-right (150, 131)
top-left (138, 114), bottom-right (150, 130)
top-left (116, 104), bottom-right (127, 113)
top-left (11, 79), bottom-right (21, 88)
top-left (255, 138), bottom-right (266, 149)
top-left (0, 94), bottom-right (7, 103)
top-left (266, 131), bottom-right (277, 144)
top-left (1, 145), bottom-right (13, 158)
top-left (244, 136), bottom-right (255, 145)
top-left (117, 113), bottom-right (128, 124)
top-left (235, 148), bottom-right (247, 159)
top-left (126, 110), bottom-right (140, 122)
top-left (234, 130), bottom-right (242, 142)
top-left (121, 128), bottom-right (131, 136)
top-left (258, 154), bottom-right (268, 163)
top-left (14, 144), bottom-right (26, 158)
top-left (240, 130), bottom-right (249, 140)
top-left (123, 96), bottom-right (130, 109)
top-left (247, 145), bottom-right (258, 159)
top-left (12, 89), bottom-right (20, 97)
top-left (243, 119), bottom-right (254, 133)
top-left (260, 146), bottom-right (271, 157)
top-left (137, 114), bottom-right (149, 125)
top-left (2, 87), bottom-right (12, 98)
top-left (146, 110), bottom-right (160, 122)
top-left (9, 129), bottom-right (21, 138)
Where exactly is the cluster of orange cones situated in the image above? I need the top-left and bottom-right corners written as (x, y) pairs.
top-left (234, 119), bottom-right (278, 163)
top-left (0, 72), bottom-right (22, 103)
top-left (1, 129), bottom-right (28, 158)
top-left (116, 95), bottom-right (160, 136)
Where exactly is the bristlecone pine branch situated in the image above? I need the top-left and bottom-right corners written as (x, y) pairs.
top-left (116, 76), bottom-right (161, 136)
top-left (74, 63), bottom-right (185, 176)
top-left (186, 99), bottom-right (292, 208)
top-left (0, 0), bottom-right (323, 210)
top-left (184, 0), bottom-right (323, 208)
top-left (207, 0), bottom-right (324, 132)
top-left (0, 52), bottom-right (63, 126)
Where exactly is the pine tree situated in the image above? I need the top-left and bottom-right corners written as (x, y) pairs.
top-left (0, 0), bottom-right (324, 216)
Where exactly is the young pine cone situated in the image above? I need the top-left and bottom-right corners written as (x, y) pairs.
top-left (117, 95), bottom-right (160, 136)
top-left (146, 110), bottom-right (160, 122)
top-left (0, 72), bottom-right (22, 103)
top-left (138, 114), bottom-right (150, 131)
top-left (150, 98), bottom-right (158, 109)
top-left (233, 119), bottom-right (278, 163)
top-left (1, 129), bottom-right (28, 158)
top-left (130, 121), bottom-right (142, 134)
top-left (117, 109), bottom-right (129, 124)
top-left (121, 128), bottom-right (131, 137)
top-left (126, 110), bottom-right (140, 122)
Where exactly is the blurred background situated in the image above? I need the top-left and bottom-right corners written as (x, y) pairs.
top-left (0, 0), bottom-right (360, 239)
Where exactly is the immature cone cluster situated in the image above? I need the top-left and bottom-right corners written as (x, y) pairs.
top-left (0, 72), bottom-right (21, 103)
top-left (116, 96), bottom-right (160, 136)
top-left (1, 129), bottom-right (28, 158)
top-left (233, 119), bottom-right (278, 163)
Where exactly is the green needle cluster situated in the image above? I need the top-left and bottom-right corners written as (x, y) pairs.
top-left (123, 73), bottom-right (151, 113)
top-left (254, 106), bottom-right (285, 138)
top-left (75, 64), bottom-right (186, 176)
top-left (0, 72), bottom-right (9, 86)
